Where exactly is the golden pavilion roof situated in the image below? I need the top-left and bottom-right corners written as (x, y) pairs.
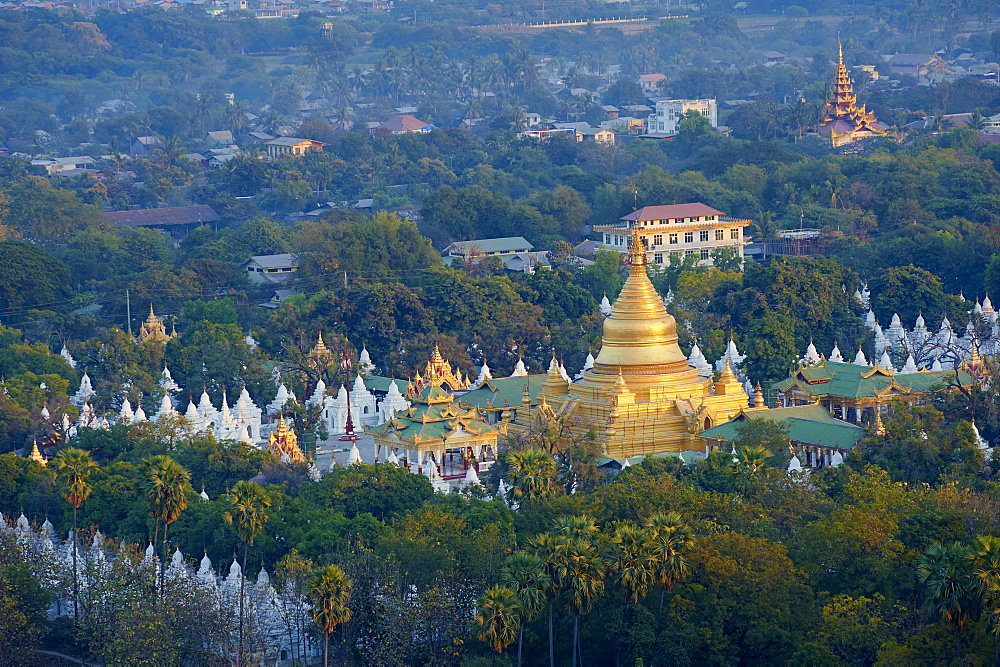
top-left (137, 304), bottom-right (175, 344)
top-left (412, 345), bottom-right (467, 391)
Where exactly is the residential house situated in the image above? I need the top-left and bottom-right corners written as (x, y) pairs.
top-left (553, 122), bottom-right (615, 145)
top-left (887, 53), bottom-right (952, 81)
top-left (31, 156), bottom-right (97, 175)
top-left (206, 130), bottom-right (235, 145)
top-left (264, 137), bottom-right (324, 158)
top-left (259, 289), bottom-right (300, 308)
top-left (242, 253), bottom-right (299, 284)
top-left (600, 117), bottom-right (645, 133)
top-left (247, 130), bottom-right (276, 142)
top-left (129, 135), bottom-right (161, 155)
top-left (762, 51), bottom-right (785, 64)
top-left (372, 114), bottom-right (435, 135)
top-left (646, 99), bottom-right (718, 136)
top-left (443, 237), bottom-right (533, 261)
top-left (523, 112), bottom-right (542, 127)
top-left (601, 105), bottom-right (620, 119)
top-left (638, 73), bottom-right (667, 93)
top-left (593, 202), bottom-right (750, 267)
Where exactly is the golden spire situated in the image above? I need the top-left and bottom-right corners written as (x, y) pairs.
top-left (593, 224), bottom-right (688, 376)
top-left (753, 382), bottom-right (765, 408)
top-left (29, 439), bottom-right (46, 467)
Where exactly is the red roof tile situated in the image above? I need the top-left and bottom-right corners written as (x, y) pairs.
top-left (620, 203), bottom-right (725, 222)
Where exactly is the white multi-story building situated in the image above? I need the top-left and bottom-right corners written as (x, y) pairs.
top-left (646, 99), bottom-right (718, 136)
top-left (594, 203), bottom-right (750, 267)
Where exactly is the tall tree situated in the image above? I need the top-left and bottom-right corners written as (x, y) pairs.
top-left (560, 537), bottom-right (605, 667)
top-left (971, 536), bottom-right (1000, 665)
top-left (223, 480), bottom-right (272, 664)
top-left (475, 585), bottom-right (520, 667)
top-left (54, 447), bottom-right (98, 620)
top-left (502, 551), bottom-right (550, 667)
top-left (645, 511), bottom-right (692, 629)
top-left (143, 455), bottom-right (192, 597)
top-left (917, 541), bottom-right (976, 662)
top-left (307, 564), bottom-right (353, 667)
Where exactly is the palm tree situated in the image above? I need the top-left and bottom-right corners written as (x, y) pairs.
top-left (918, 541), bottom-right (976, 661)
top-left (502, 551), bottom-right (550, 667)
top-left (143, 455), bottom-right (192, 596)
top-left (54, 447), bottom-right (98, 620)
top-left (224, 481), bottom-right (272, 663)
top-left (611, 523), bottom-right (656, 665)
top-left (529, 532), bottom-right (567, 667)
top-left (646, 512), bottom-right (693, 628)
top-left (971, 536), bottom-right (1000, 664)
top-left (475, 585), bottom-right (521, 666)
top-left (505, 447), bottom-right (557, 501)
top-left (560, 537), bottom-right (605, 667)
top-left (308, 564), bottom-right (353, 667)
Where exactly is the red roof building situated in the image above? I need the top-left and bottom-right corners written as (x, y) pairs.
top-left (372, 114), bottom-right (435, 135)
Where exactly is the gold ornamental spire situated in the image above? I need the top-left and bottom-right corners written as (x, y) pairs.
top-left (592, 225), bottom-right (688, 375)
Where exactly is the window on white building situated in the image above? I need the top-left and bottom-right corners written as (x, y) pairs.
top-left (700, 230), bottom-right (709, 242)
top-left (700, 248), bottom-right (710, 260)
top-left (684, 232), bottom-right (693, 243)
top-left (654, 234), bottom-right (663, 245)
top-left (669, 234), bottom-right (678, 244)
top-left (654, 253), bottom-right (663, 264)
top-left (715, 229), bottom-right (724, 241)
top-left (731, 228), bottom-right (740, 240)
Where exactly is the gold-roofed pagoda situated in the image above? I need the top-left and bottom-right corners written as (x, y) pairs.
top-left (267, 413), bottom-right (305, 463)
top-left (510, 228), bottom-right (751, 458)
top-left (136, 305), bottom-right (176, 344)
top-left (413, 345), bottom-right (469, 392)
top-left (366, 382), bottom-right (503, 477)
top-left (309, 332), bottom-right (335, 371)
top-left (816, 41), bottom-right (887, 147)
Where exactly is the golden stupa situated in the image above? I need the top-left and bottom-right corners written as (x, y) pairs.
top-left (513, 229), bottom-right (750, 458)
top-left (268, 413), bottom-right (305, 463)
top-left (136, 305), bottom-right (176, 344)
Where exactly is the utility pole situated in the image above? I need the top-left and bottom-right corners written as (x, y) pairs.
top-left (126, 289), bottom-right (131, 335)
top-left (343, 271), bottom-right (348, 289)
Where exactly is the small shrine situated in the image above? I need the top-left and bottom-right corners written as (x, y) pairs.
top-left (267, 413), bottom-right (305, 463)
top-left (413, 345), bottom-right (469, 392)
top-left (136, 305), bottom-right (176, 344)
top-left (308, 332), bottom-right (335, 372)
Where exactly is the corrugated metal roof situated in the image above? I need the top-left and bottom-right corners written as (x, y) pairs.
top-left (105, 205), bottom-right (220, 227)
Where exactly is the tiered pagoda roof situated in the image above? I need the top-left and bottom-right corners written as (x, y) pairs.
top-left (367, 384), bottom-right (501, 446)
top-left (816, 42), bottom-right (887, 146)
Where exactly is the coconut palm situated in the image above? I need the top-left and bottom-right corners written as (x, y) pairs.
top-left (475, 585), bottom-right (521, 666)
top-left (308, 564), bottom-right (353, 667)
top-left (224, 481), bottom-right (272, 663)
top-left (918, 541), bottom-right (976, 661)
top-left (54, 447), bottom-right (98, 620)
top-left (646, 512), bottom-right (693, 628)
top-left (143, 455), bottom-right (192, 596)
top-left (505, 447), bottom-right (557, 501)
top-left (502, 551), bottom-right (550, 667)
top-left (971, 536), bottom-right (1000, 664)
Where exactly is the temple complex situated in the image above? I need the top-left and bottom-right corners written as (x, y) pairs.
top-left (136, 305), bottom-right (176, 344)
top-left (816, 42), bottom-right (887, 147)
top-left (510, 229), bottom-right (752, 458)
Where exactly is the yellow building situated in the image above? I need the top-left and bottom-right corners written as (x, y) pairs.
top-left (816, 42), bottom-right (887, 147)
top-left (511, 230), bottom-right (750, 458)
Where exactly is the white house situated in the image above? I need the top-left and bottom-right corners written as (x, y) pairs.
top-left (242, 254), bottom-right (299, 284)
top-left (646, 99), bottom-right (718, 136)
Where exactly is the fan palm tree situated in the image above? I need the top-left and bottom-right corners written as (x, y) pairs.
top-left (971, 536), bottom-right (1000, 664)
top-left (224, 481), bottom-right (272, 663)
top-left (54, 447), bottom-right (98, 620)
top-left (308, 564), bottom-right (353, 667)
top-left (918, 541), bottom-right (976, 662)
top-left (475, 585), bottom-right (521, 666)
top-left (611, 523), bottom-right (656, 665)
top-left (505, 447), bottom-right (557, 501)
top-left (529, 532), bottom-right (567, 667)
top-left (560, 537), bottom-right (605, 667)
top-left (502, 551), bottom-right (550, 667)
top-left (646, 512), bottom-right (693, 628)
top-left (143, 455), bottom-right (192, 596)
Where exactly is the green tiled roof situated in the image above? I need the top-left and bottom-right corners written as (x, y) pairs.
top-left (366, 389), bottom-right (500, 446)
top-left (460, 375), bottom-right (548, 411)
top-left (699, 404), bottom-right (864, 450)
top-left (773, 360), bottom-right (974, 400)
top-left (362, 375), bottom-right (409, 394)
